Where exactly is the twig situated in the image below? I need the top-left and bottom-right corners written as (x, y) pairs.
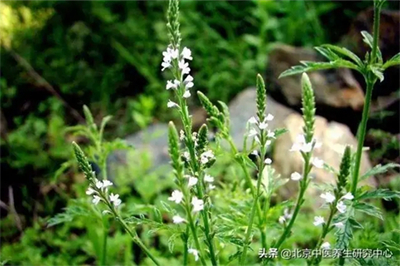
top-left (8, 49), bottom-right (85, 123)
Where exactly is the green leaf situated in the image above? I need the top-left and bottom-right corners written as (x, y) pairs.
top-left (353, 202), bottom-right (383, 220)
top-left (360, 163), bottom-right (400, 181)
top-left (361, 31), bottom-right (373, 49)
top-left (382, 53), bottom-right (400, 69)
top-left (320, 44), bottom-right (363, 66)
top-left (370, 66), bottom-right (384, 82)
top-left (273, 128), bottom-right (288, 138)
top-left (314, 46), bottom-right (340, 61)
top-left (357, 188), bottom-right (400, 201)
top-left (99, 115), bottom-right (112, 141)
top-left (279, 59), bottom-right (359, 78)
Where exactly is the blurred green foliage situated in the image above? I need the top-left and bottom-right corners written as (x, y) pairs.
top-left (1, 0), bottom-right (399, 265)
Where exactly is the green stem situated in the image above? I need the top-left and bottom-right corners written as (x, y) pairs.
top-left (351, 0), bottom-right (381, 196)
top-left (351, 80), bottom-right (374, 196)
top-left (240, 143), bottom-right (267, 263)
top-left (310, 204), bottom-right (336, 266)
top-left (183, 226), bottom-right (189, 266)
top-left (227, 137), bottom-right (266, 249)
top-left (100, 217), bottom-right (108, 266)
top-left (264, 155), bottom-right (312, 266)
top-left (178, 95), bottom-right (218, 266)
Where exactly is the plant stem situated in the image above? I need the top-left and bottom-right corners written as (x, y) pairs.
top-left (183, 226), bottom-right (189, 266)
top-left (226, 137), bottom-right (267, 249)
top-left (100, 217), bottom-right (108, 266)
top-left (310, 205), bottom-right (336, 266)
top-left (351, 0), bottom-right (381, 196)
top-left (240, 143), bottom-right (267, 263)
top-left (178, 96), bottom-right (218, 266)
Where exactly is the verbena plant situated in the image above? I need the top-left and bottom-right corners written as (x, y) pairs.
top-left (61, 0), bottom-right (400, 265)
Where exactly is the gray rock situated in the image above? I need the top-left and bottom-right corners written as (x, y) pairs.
top-left (273, 113), bottom-right (376, 202)
top-left (228, 87), bottom-right (294, 150)
top-left (107, 124), bottom-right (171, 180)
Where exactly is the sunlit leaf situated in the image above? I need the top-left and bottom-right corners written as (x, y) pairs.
top-left (320, 44), bottom-right (363, 66)
top-left (382, 53), bottom-right (400, 69)
top-left (360, 163), bottom-right (400, 181)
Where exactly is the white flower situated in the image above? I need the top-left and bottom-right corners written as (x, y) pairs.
top-left (267, 130), bottom-right (275, 139)
top-left (279, 216), bottom-right (286, 224)
top-left (259, 121), bottom-right (268, 130)
top-left (166, 79), bottom-right (180, 90)
top-left (86, 187), bottom-right (96, 195)
top-left (173, 215), bottom-right (185, 224)
top-left (248, 116), bottom-right (258, 124)
top-left (181, 47), bottom-right (193, 60)
top-left (188, 248), bottom-right (199, 261)
top-left (200, 150), bottom-right (215, 165)
top-left (204, 174), bottom-right (214, 183)
top-left (95, 179), bottom-right (103, 189)
top-left (167, 100), bottom-right (179, 108)
top-left (255, 136), bottom-right (261, 144)
top-left (290, 134), bottom-right (313, 153)
top-left (183, 90), bottom-right (191, 98)
top-left (168, 190), bottom-right (184, 204)
top-left (265, 113), bottom-right (274, 121)
top-left (283, 208), bottom-right (292, 220)
top-left (92, 195), bottom-right (101, 205)
top-left (321, 242), bottom-right (331, 249)
top-left (248, 128), bottom-right (258, 137)
top-left (251, 150), bottom-right (259, 156)
top-left (333, 222), bottom-right (344, 228)
top-left (191, 197), bottom-right (204, 212)
top-left (341, 192), bottom-right (354, 200)
top-left (208, 184), bottom-right (216, 190)
top-left (183, 151), bottom-right (190, 161)
top-left (320, 192), bottom-right (335, 204)
top-left (102, 180), bottom-right (113, 189)
top-left (161, 61), bottom-right (171, 71)
top-left (311, 157), bottom-right (324, 169)
top-left (110, 193), bottom-right (121, 207)
top-left (336, 201), bottom-right (347, 213)
top-left (314, 141), bottom-right (322, 149)
top-left (264, 158), bottom-right (272, 165)
top-left (313, 216), bottom-right (325, 226)
top-left (178, 59), bottom-right (190, 74)
top-left (291, 172), bottom-right (302, 181)
top-left (188, 177), bottom-right (198, 187)
top-left (180, 130), bottom-right (185, 141)
top-left (266, 140), bottom-right (272, 146)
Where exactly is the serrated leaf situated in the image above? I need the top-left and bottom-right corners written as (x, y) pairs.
top-left (382, 53), bottom-right (400, 69)
top-left (273, 128), bottom-right (288, 138)
top-left (361, 31), bottom-right (373, 49)
top-left (314, 46), bottom-right (340, 61)
top-left (160, 200), bottom-right (173, 213)
top-left (370, 66), bottom-right (384, 82)
top-left (357, 189), bottom-right (400, 201)
top-left (360, 163), bottom-right (400, 181)
top-left (353, 202), bottom-right (383, 220)
top-left (279, 59), bottom-right (359, 78)
top-left (320, 44), bottom-right (363, 66)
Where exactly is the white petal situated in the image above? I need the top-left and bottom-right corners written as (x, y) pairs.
top-left (248, 116), bottom-right (258, 124)
top-left (183, 90), bottom-right (191, 98)
top-left (264, 158), bottom-right (272, 165)
top-left (265, 113), bottom-right (274, 121)
top-left (341, 192), bottom-right (354, 200)
top-left (290, 172), bottom-right (302, 181)
top-left (321, 242), bottom-right (331, 249)
top-left (167, 100), bottom-right (179, 108)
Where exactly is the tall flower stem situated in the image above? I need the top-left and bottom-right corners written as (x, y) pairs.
top-left (226, 137), bottom-right (267, 248)
top-left (106, 203), bottom-right (160, 266)
top-left (178, 96), bottom-right (218, 266)
top-left (240, 144), bottom-right (267, 263)
top-left (351, 0), bottom-right (382, 196)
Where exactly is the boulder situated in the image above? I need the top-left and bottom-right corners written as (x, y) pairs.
top-left (228, 87), bottom-right (294, 150)
top-left (267, 44), bottom-right (365, 111)
top-left (273, 113), bottom-right (376, 201)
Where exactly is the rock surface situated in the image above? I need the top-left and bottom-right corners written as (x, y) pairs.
top-left (267, 44), bottom-right (365, 111)
top-left (229, 87), bottom-right (294, 150)
top-left (273, 113), bottom-right (376, 201)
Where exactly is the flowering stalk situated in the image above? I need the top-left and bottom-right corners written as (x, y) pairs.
top-left (240, 74), bottom-right (273, 263)
top-left (351, 0), bottom-right (384, 196)
top-left (167, 122), bottom-right (208, 266)
top-left (310, 146), bottom-right (352, 266)
top-left (266, 74), bottom-right (318, 261)
top-left (72, 142), bottom-right (160, 266)
top-left (197, 91), bottom-right (267, 249)
top-left (163, 0), bottom-right (218, 264)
